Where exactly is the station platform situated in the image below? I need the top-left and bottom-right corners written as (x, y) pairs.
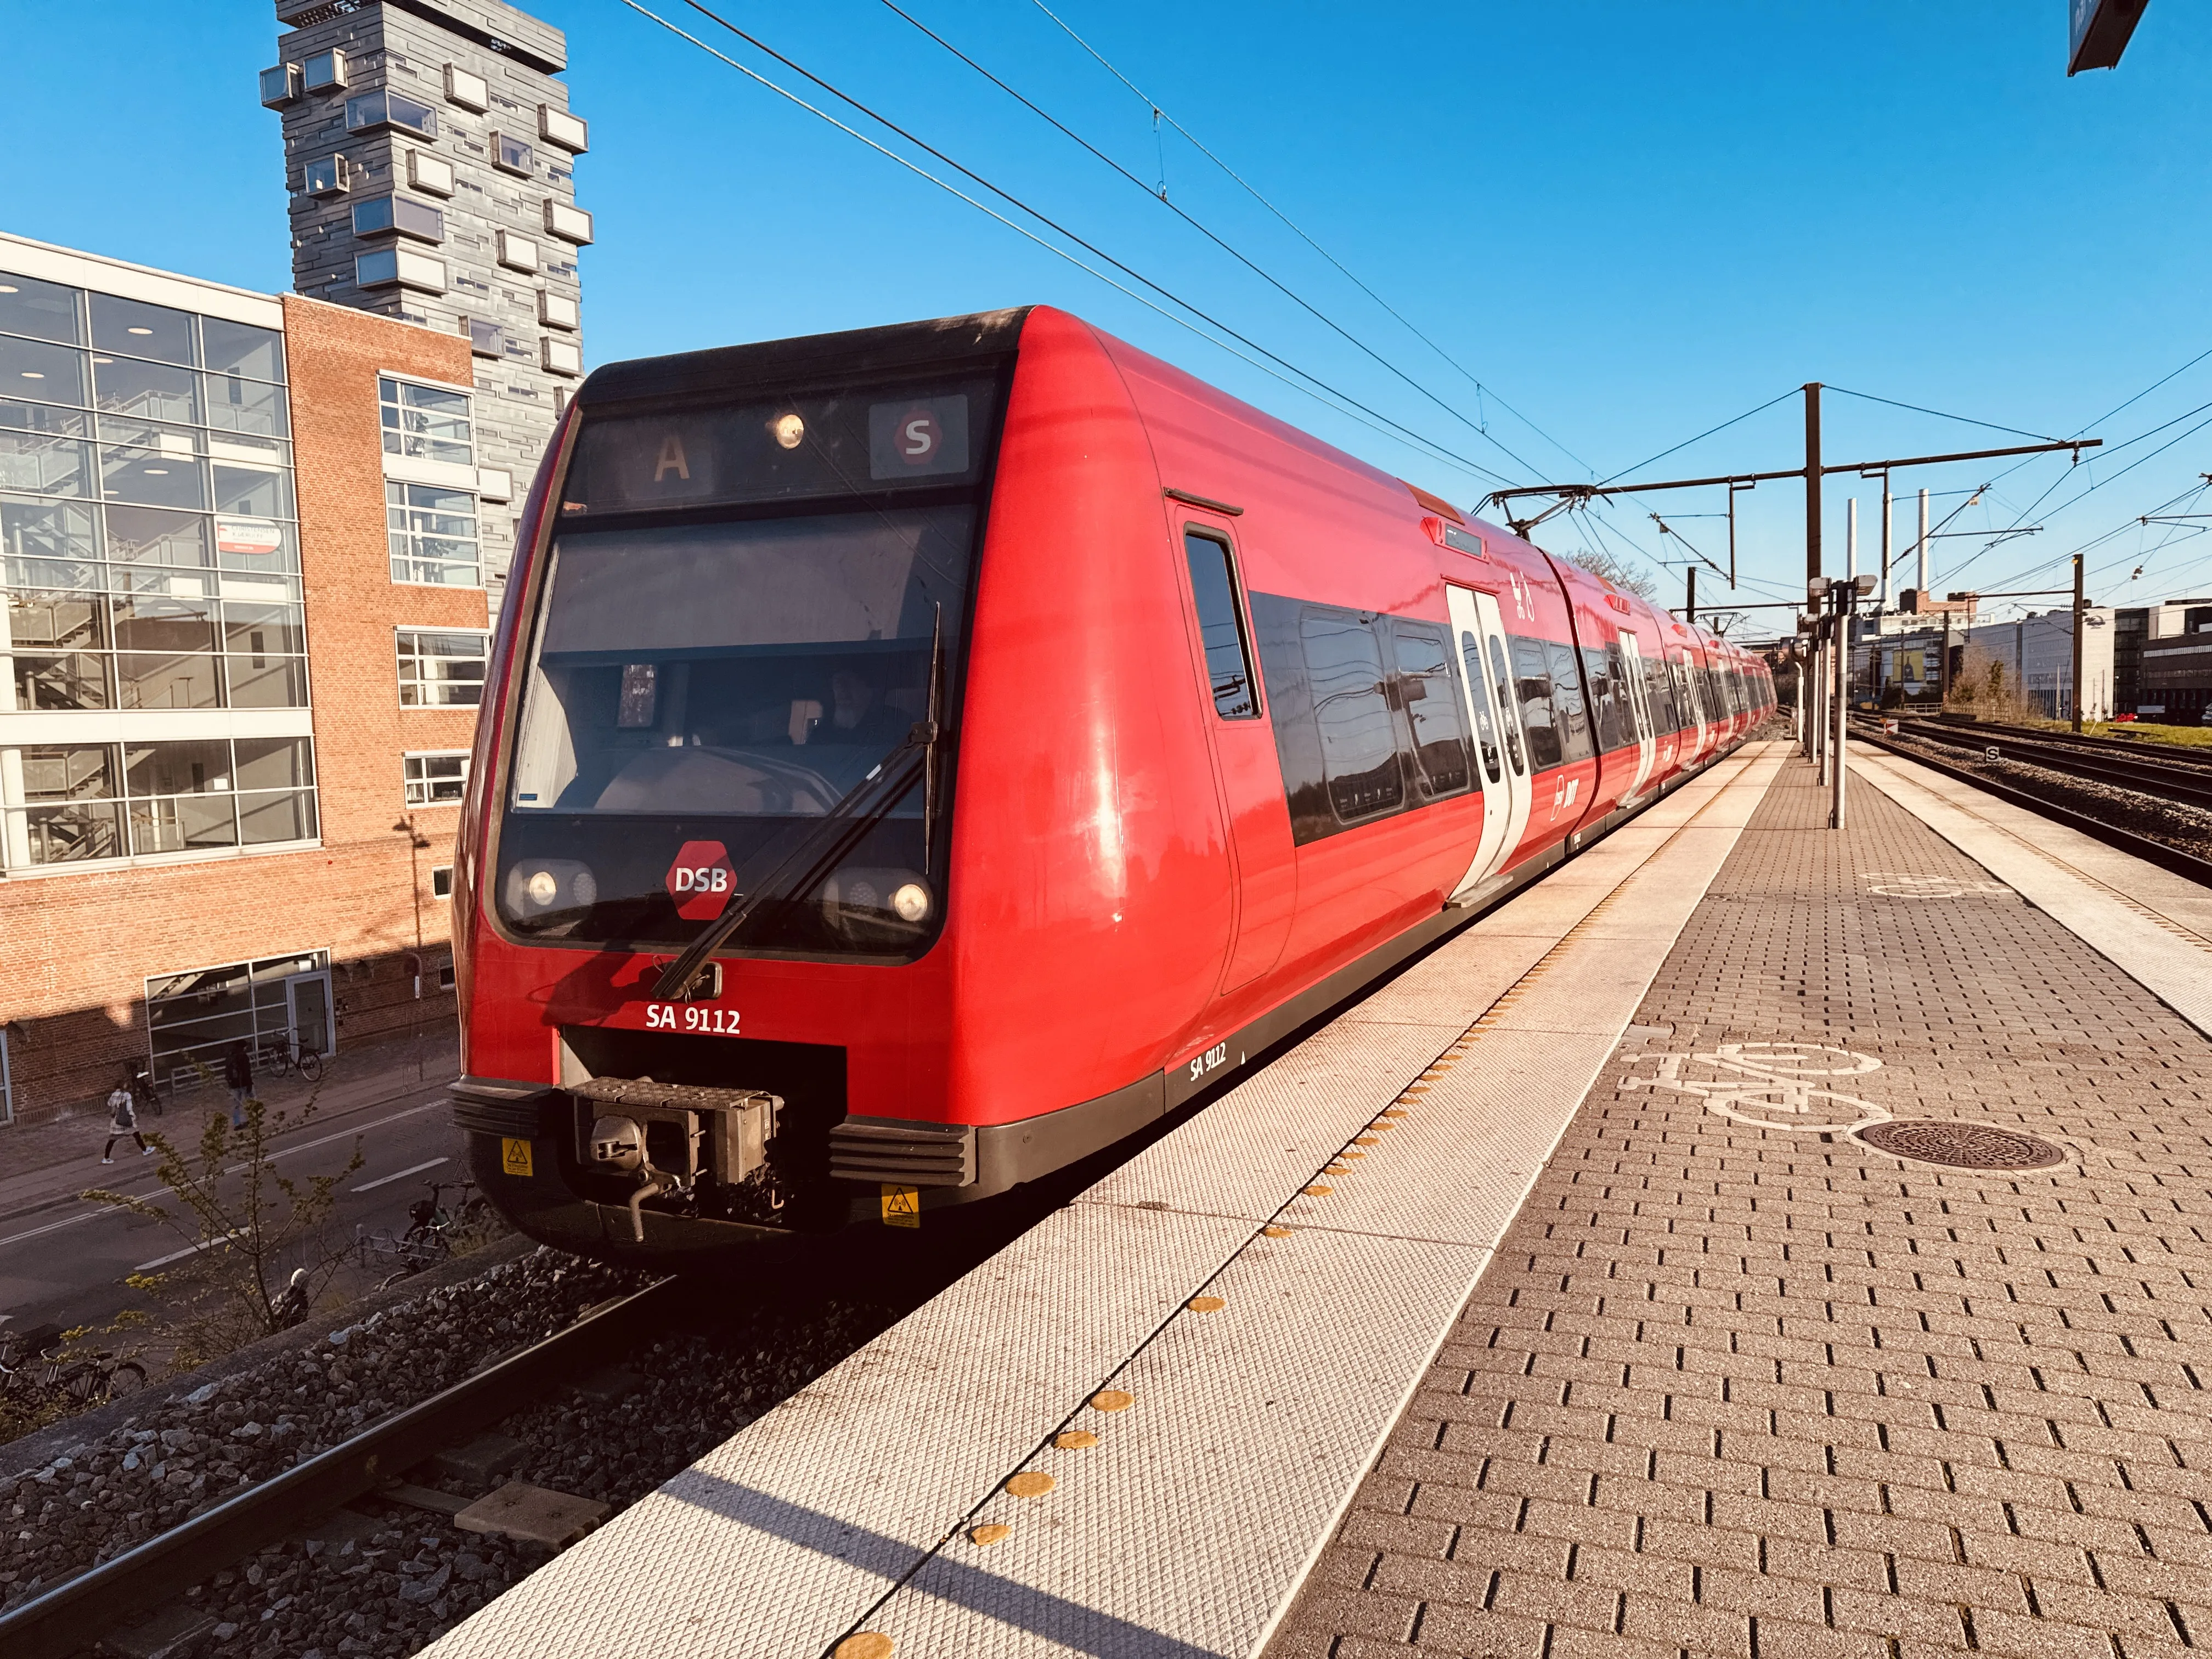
top-left (425, 738), bottom-right (2212, 1659)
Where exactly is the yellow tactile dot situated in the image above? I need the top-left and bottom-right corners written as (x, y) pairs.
top-left (1006, 1471), bottom-right (1055, 1498)
top-left (1302, 1183), bottom-right (1333, 1197)
top-left (1262, 1225), bottom-right (1293, 1237)
top-left (834, 1635), bottom-right (893, 1659)
top-left (1187, 1295), bottom-right (1225, 1313)
top-left (968, 1523), bottom-right (1012, 1545)
top-left (1055, 1429), bottom-right (1098, 1449)
top-left (1091, 1389), bottom-right (1134, 1412)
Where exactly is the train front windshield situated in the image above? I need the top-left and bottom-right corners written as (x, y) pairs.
top-left (496, 373), bottom-right (1000, 957)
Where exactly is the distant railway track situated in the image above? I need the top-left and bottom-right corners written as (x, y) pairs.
top-left (1850, 720), bottom-right (2212, 888)
top-left (1870, 716), bottom-right (2212, 812)
top-left (0, 1278), bottom-right (681, 1659)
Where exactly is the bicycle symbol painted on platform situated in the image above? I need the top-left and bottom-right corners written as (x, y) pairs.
top-left (1617, 1041), bottom-right (1891, 1134)
top-left (1860, 871), bottom-right (2011, 899)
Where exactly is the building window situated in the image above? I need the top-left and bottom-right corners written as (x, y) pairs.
top-left (352, 195), bottom-right (445, 243)
top-left (397, 627), bottom-right (489, 706)
top-left (345, 89), bottom-right (437, 139)
top-left (356, 247), bottom-right (446, 294)
top-left (443, 63), bottom-right (489, 111)
top-left (404, 751), bottom-right (470, 806)
top-left (541, 201), bottom-right (593, 246)
top-left (493, 133), bottom-right (535, 176)
top-left (386, 482), bottom-right (479, 586)
top-left (541, 337), bottom-right (582, 377)
top-left (378, 377), bottom-right (472, 466)
top-left (466, 318), bottom-right (505, 358)
top-left (494, 232), bottom-right (539, 275)
top-left (143, 949), bottom-right (332, 1090)
top-left (405, 149), bottom-right (455, 198)
top-left (538, 290), bottom-right (579, 331)
top-left (0, 737), bottom-right (318, 870)
top-left (437, 961), bottom-right (456, 991)
top-left (303, 154), bottom-right (351, 196)
top-left (259, 63), bottom-right (302, 107)
top-left (302, 49), bottom-right (348, 92)
top-left (538, 105), bottom-right (588, 153)
top-left (431, 863), bottom-right (454, 898)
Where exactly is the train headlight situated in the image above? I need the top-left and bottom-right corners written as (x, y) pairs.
top-left (822, 866), bottom-right (935, 943)
top-left (771, 413), bottom-right (804, 450)
top-left (505, 859), bottom-right (599, 922)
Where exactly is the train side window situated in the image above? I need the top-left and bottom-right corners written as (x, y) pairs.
top-left (1299, 610), bottom-right (1404, 823)
top-left (1458, 629), bottom-right (1503, 783)
top-left (1545, 641), bottom-right (1595, 761)
top-left (1486, 635), bottom-right (1525, 775)
top-left (1388, 622), bottom-right (1471, 799)
top-left (1582, 644), bottom-right (1630, 752)
top-left (1507, 635), bottom-right (1564, 770)
top-left (1183, 531), bottom-right (1259, 719)
top-left (1645, 653), bottom-right (1679, 732)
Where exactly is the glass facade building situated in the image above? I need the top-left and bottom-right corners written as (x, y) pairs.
top-left (0, 258), bottom-right (317, 873)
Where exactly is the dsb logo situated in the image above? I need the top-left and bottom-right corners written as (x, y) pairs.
top-left (666, 840), bottom-right (737, 921)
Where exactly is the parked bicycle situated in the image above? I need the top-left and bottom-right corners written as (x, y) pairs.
top-left (0, 1321), bottom-right (146, 1407)
top-left (358, 1178), bottom-right (492, 1290)
top-left (250, 1028), bottom-right (324, 1084)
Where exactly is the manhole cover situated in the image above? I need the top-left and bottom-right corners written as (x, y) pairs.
top-left (1854, 1120), bottom-right (2066, 1170)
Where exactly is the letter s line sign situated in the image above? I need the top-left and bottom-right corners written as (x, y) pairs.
top-left (899, 410), bottom-right (940, 462)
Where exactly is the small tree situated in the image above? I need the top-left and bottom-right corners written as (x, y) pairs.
top-left (1567, 544), bottom-right (1661, 601)
top-left (84, 1096), bottom-right (363, 1364)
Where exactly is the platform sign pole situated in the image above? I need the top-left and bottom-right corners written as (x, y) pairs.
top-left (2071, 552), bottom-right (2086, 731)
top-left (1832, 597), bottom-right (1849, 828)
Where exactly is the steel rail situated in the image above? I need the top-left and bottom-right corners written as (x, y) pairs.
top-left (1873, 719), bottom-right (2212, 810)
top-left (1849, 725), bottom-right (2212, 888)
top-left (1907, 715), bottom-right (2212, 774)
top-left (0, 1277), bottom-right (682, 1659)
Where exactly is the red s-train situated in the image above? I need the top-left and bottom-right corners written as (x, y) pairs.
top-left (449, 306), bottom-right (1773, 1261)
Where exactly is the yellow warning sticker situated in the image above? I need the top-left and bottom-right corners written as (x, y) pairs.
top-left (501, 1137), bottom-right (534, 1178)
top-left (880, 1183), bottom-right (921, 1228)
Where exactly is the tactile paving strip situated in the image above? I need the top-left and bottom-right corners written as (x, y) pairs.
top-left (421, 747), bottom-right (1786, 1659)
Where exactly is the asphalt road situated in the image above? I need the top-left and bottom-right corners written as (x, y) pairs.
top-left (0, 1084), bottom-right (470, 1344)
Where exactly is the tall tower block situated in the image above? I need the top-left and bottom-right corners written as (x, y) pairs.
top-left (262, 0), bottom-right (587, 597)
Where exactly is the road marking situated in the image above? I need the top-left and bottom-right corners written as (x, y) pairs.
top-left (134, 1230), bottom-right (245, 1273)
top-left (353, 1156), bottom-right (449, 1193)
top-left (0, 1097), bottom-right (447, 1255)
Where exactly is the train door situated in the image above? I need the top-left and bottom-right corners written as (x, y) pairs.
top-left (1446, 585), bottom-right (1532, 895)
top-left (1177, 522), bottom-right (1296, 994)
top-left (1614, 631), bottom-right (1658, 802)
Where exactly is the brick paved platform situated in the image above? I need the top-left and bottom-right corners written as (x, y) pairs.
top-left (1269, 752), bottom-right (2212, 1659)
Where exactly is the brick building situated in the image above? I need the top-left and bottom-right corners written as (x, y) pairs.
top-left (0, 232), bottom-right (496, 1125)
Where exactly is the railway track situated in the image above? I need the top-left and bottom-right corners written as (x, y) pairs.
top-left (1871, 716), bottom-right (2212, 810)
top-left (1849, 721), bottom-right (2212, 888)
top-left (0, 1278), bottom-right (681, 1659)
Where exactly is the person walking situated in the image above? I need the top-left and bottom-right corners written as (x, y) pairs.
top-left (224, 1040), bottom-right (253, 1129)
top-left (103, 1075), bottom-right (152, 1164)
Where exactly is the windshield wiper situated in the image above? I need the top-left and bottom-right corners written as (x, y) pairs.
top-left (651, 611), bottom-right (947, 1002)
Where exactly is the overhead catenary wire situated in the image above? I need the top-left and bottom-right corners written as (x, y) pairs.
top-left (874, 0), bottom-right (1548, 478)
top-left (1824, 386), bottom-right (2064, 444)
top-left (614, 0), bottom-right (1516, 487)
top-left (1025, 0), bottom-right (1594, 479)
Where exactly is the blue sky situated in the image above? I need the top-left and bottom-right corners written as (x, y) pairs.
top-left (9, 1), bottom-right (2212, 625)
